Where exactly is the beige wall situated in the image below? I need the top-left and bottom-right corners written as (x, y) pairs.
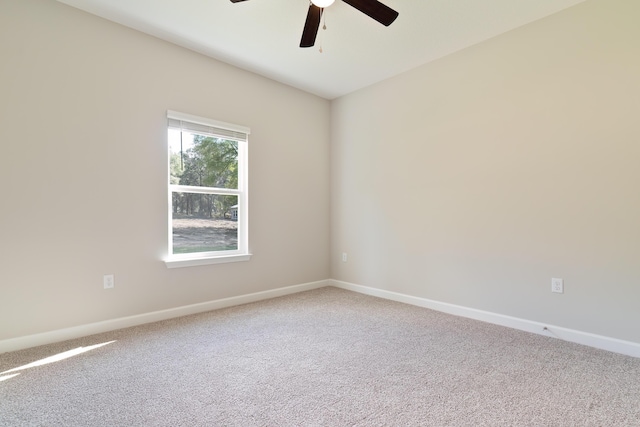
top-left (331, 0), bottom-right (640, 342)
top-left (0, 0), bottom-right (330, 340)
top-left (2, 0), bottom-right (638, 346)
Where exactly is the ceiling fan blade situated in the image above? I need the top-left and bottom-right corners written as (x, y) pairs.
top-left (341, 0), bottom-right (398, 26)
top-left (300, 5), bottom-right (323, 48)
top-left (230, 0), bottom-right (249, 3)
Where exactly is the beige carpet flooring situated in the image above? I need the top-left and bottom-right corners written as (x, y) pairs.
top-left (1, 287), bottom-right (639, 426)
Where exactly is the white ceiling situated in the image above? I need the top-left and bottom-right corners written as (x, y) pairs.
top-left (56, 0), bottom-right (586, 99)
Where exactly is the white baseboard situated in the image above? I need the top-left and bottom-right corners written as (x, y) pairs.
top-left (330, 279), bottom-right (640, 358)
top-left (0, 279), bottom-right (330, 354)
top-left (5, 278), bottom-right (639, 359)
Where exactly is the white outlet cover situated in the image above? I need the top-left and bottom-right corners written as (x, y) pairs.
top-left (551, 278), bottom-right (563, 293)
top-left (104, 274), bottom-right (115, 289)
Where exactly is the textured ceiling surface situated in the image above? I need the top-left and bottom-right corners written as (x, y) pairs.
top-left (57, 0), bottom-right (586, 99)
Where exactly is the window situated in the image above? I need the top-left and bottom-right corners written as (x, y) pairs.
top-left (164, 110), bottom-right (251, 268)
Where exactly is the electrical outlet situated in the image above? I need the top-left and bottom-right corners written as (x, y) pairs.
top-left (342, 253), bottom-right (348, 262)
top-left (103, 274), bottom-right (114, 290)
top-left (551, 278), bottom-right (563, 294)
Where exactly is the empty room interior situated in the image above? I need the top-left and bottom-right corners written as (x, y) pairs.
top-left (1, 0), bottom-right (639, 424)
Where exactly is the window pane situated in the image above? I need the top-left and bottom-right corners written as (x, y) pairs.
top-left (169, 130), bottom-right (238, 189)
top-left (171, 193), bottom-right (238, 254)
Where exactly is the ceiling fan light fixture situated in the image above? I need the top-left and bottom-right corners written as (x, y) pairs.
top-left (311, 0), bottom-right (335, 8)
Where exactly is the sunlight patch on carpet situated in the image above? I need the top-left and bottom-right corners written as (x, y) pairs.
top-left (0, 341), bottom-right (116, 378)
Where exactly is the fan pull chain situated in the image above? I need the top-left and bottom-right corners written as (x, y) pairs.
top-left (319, 11), bottom-right (327, 53)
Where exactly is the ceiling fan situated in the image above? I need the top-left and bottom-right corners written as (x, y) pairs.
top-left (230, 0), bottom-right (399, 48)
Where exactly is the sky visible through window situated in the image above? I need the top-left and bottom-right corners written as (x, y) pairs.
top-left (168, 128), bottom-right (195, 154)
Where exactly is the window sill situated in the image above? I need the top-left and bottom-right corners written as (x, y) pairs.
top-left (164, 253), bottom-right (252, 269)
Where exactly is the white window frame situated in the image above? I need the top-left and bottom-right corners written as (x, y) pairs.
top-left (164, 110), bottom-right (251, 268)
